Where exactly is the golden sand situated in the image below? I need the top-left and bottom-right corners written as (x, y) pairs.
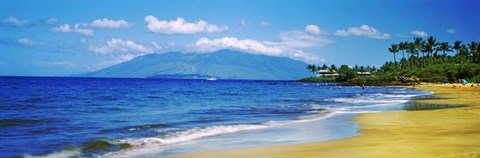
top-left (170, 84), bottom-right (480, 158)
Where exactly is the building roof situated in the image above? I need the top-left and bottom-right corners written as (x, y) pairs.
top-left (318, 69), bottom-right (330, 73)
top-left (357, 72), bottom-right (372, 75)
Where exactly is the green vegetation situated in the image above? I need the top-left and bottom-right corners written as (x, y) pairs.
top-left (301, 36), bottom-right (480, 85)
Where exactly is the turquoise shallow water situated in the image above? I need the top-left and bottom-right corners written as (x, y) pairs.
top-left (0, 77), bottom-right (430, 157)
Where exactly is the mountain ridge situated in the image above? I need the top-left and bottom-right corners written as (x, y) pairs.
top-left (80, 49), bottom-right (310, 80)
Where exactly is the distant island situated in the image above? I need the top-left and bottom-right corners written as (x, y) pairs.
top-left (300, 36), bottom-right (480, 85)
top-left (79, 49), bottom-right (310, 80)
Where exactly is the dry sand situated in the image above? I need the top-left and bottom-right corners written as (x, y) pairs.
top-left (170, 84), bottom-right (480, 158)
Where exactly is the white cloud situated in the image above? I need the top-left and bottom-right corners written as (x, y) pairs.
top-left (188, 24), bottom-right (333, 63)
top-left (91, 18), bottom-right (130, 28)
top-left (2, 17), bottom-right (57, 26)
top-left (240, 19), bottom-right (249, 27)
top-left (50, 23), bottom-right (94, 36)
top-left (447, 29), bottom-right (456, 34)
top-left (17, 38), bottom-right (34, 46)
top-left (411, 30), bottom-right (428, 37)
top-left (46, 18), bottom-right (58, 24)
top-left (189, 37), bottom-right (322, 63)
top-left (89, 38), bottom-right (155, 54)
top-left (260, 21), bottom-right (270, 27)
top-left (305, 25), bottom-right (322, 35)
top-left (151, 42), bottom-right (162, 50)
top-left (88, 38), bottom-right (163, 63)
top-left (144, 16), bottom-right (228, 34)
top-left (279, 30), bottom-right (332, 48)
top-left (334, 25), bottom-right (391, 39)
top-left (2, 17), bottom-right (31, 26)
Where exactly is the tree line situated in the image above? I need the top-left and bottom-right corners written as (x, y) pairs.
top-left (303, 36), bottom-right (480, 84)
top-left (382, 36), bottom-right (480, 82)
top-left (386, 36), bottom-right (480, 70)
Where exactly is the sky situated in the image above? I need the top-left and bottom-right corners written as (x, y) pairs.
top-left (1, 0), bottom-right (479, 76)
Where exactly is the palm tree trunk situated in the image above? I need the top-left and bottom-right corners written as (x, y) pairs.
top-left (443, 50), bottom-right (447, 63)
top-left (428, 52), bottom-right (433, 66)
top-left (393, 53), bottom-right (397, 69)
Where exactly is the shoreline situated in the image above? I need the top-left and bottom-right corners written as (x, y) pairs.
top-left (169, 84), bottom-right (480, 158)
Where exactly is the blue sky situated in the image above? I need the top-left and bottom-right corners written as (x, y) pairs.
top-left (1, 0), bottom-right (479, 76)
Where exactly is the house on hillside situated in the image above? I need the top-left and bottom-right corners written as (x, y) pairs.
top-left (356, 71), bottom-right (374, 77)
top-left (317, 69), bottom-right (340, 78)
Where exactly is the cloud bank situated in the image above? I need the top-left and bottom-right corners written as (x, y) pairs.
top-left (188, 25), bottom-right (332, 63)
top-left (334, 25), bottom-right (390, 39)
top-left (88, 38), bottom-right (163, 62)
top-left (411, 30), bottom-right (428, 37)
top-left (190, 37), bottom-right (320, 62)
top-left (446, 29), bottom-right (456, 34)
top-left (144, 16), bottom-right (228, 34)
top-left (17, 38), bottom-right (34, 46)
top-left (91, 18), bottom-right (130, 28)
top-left (50, 23), bottom-right (94, 36)
top-left (305, 25), bottom-right (322, 35)
top-left (2, 17), bottom-right (57, 27)
top-left (89, 38), bottom-right (156, 54)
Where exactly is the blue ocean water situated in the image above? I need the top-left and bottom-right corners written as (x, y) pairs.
top-left (0, 77), bottom-right (430, 158)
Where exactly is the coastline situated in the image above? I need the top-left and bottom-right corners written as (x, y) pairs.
top-left (169, 84), bottom-right (480, 158)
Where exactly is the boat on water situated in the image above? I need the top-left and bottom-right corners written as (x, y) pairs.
top-left (206, 77), bottom-right (217, 81)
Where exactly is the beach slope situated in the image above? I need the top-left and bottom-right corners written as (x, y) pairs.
top-left (170, 84), bottom-right (480, 158)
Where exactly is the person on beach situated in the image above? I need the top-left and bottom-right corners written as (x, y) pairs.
top-left (453, 83), bottom-right (456, 88)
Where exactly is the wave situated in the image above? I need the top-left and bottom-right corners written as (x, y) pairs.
top-left (101, 124), bottom-right (269, 157)
top-left (102, 109), bottom-right (336, 157)
top-left (117, 124), bottom-right (267, 146)
top-left (325, 91), bottom-right (431, 107)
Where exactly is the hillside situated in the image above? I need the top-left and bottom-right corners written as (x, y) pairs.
top-left (81, 49), bottom-right (310, 80)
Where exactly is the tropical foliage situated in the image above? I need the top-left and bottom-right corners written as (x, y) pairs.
top-left (380, 36), bottom-right (480, 83)
top-left (303, 36), bottom-right (480, 84)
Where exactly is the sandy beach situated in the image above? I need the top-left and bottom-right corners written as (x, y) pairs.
top-left (170, 84), bottom-right (480, 158)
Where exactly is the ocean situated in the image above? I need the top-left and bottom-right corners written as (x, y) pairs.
top-left (0, 77), bottom-right (431, 158)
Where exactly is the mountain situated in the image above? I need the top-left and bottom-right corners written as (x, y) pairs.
top-left (81, 49), bottom-right (310, 80)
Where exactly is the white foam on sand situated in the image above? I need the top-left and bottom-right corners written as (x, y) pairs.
top-left (103, 110), bottom-right (340, 158)
top-left (23, 149), bottom-right (81, 158)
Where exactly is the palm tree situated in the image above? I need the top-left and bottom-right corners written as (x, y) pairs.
top-left (459, 44), bottom-right (469, 61)
top-left (476, 44), bottom-right (480, 64)
top-left (399, 42), bottom-right (407, 59)
top-left (321, 64), bottom-right (328, 70)
top-left (330, 64), bottom-right (337, 72)
top-left (353, 65), bottom-right (359, 71)
top-left (413, 37), bottom-right (427, 67)
top-left (388, 44), bottom-right (399, 68)
top-left (359, 66), bottom-right (365, 72)
top-left (413, 37), bottom-right (424, 54)
top-left (453, 40), bottom-right (462, 56)
top-left (306, 64), bottom-right (317, 76)
top-left (406, 42), bottom-right (418, 68)
top-left (424, 36), bottom-right (438, 66)
top-left (399, 42), bottom-right (409, 68)
top-left (437, 42), bottom-right (452, 63)
top-left (469, 42), bottom-right (479, 63)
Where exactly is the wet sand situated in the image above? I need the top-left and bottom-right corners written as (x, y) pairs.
top-left (169, 84), bottom-right (480, 158)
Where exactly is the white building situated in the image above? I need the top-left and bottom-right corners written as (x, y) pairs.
top-left (356, 71), bottom-right (374, 77)
top-left (317, 69), bottom-right (340, 78)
